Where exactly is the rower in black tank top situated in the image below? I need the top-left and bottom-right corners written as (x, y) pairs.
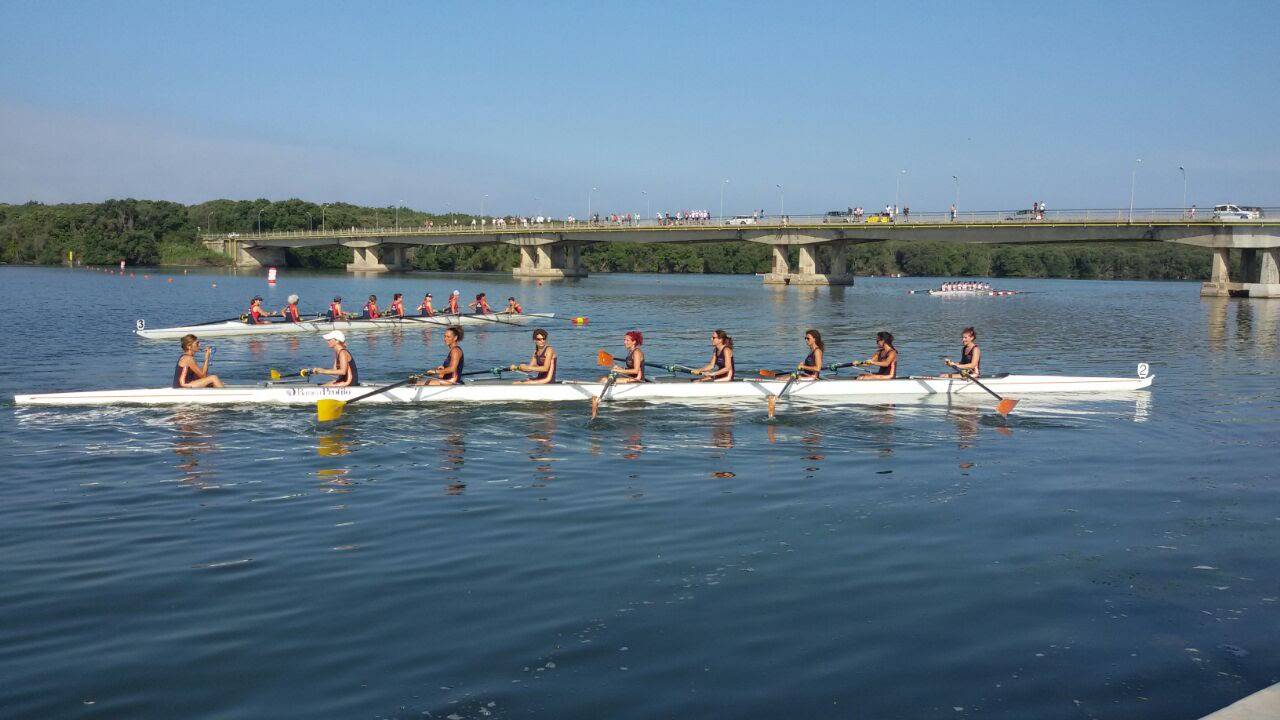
top-left (802, 350), bottom-right (819, 379)
top-left (341, 349), bottom-right (358, 385)
top-left (173, 361), bottom-right (188, 389)
top-left (443, 347), bottom-right (464, 384)
top-left (873, 348), bottom-right (893, 375)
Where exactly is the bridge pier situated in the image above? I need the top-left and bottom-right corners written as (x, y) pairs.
top-left (231, 243), bottom-right (286, 269)
top-left (347, 244), bottom-right (409, 273)
top-left (1201, 247), bottom-right (1280, 298)
top-left (511, 241), bottom-right (587, 279)
top-left (762, 241), bottom-right (854, 286)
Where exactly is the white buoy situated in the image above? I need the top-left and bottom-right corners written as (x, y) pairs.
top-left (267, 266), bottom-right (278, 285)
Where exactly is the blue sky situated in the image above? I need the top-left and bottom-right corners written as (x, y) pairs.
top-left (2, 0), bottom-right (1277, 215)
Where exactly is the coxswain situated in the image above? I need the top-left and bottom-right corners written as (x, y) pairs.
top-left (363, 294), bottom-right (381, 319)
top-left (692, 329), bottom-right (735, 382)
top-left (796, 329), bottom-right (824, 379)
top-left (387, 293), bottom-right (406, 318)
top-left (280, 294), bottom-right (302, 322)
top-left (309, 331), bottom-right (358, 387)
top-left (510, 328), bottom-right (556, 384)
top-left (420, 326), bottom-right (465, 385)
top-left (942, 326), bottom-right (982, 378)
top-left (328, 296), bottom-right (346, 321)
top-left (600, 331), bottom-right (645, 383)
top-left (246, 296), bottom-right (273, 324)
top-left (173, 334), bottom-right (224, 388)
top-left (447, 290), bottom-right (461, 314)
top-left (417, 292), bottom-right (435, 317)
top-left (855, 331), bottom-right (898, 380)
top-left (505, 296), bottom-right (523, 314)
top-left (469, 292), bottom-right (493, 314)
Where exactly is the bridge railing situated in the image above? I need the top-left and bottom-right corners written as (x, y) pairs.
top-left (202, 207), bottom-right (1278, 242)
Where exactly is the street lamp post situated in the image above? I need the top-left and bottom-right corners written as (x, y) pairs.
top-left (1129, 158), bottom-right (1142, 222)
top-left (720, 179), bottom-right (730, 222)
top-left (588, 186), bottom-right (597, 224)
top-left (776, 184), bottom-right (784, 218)
top-left (395, 202), bottom-right (402, 231)
top-left (642, 191), bottom-right (649, 221)
top-left (952, 175), bottom-right (959, 212)
top-left (1179, 166), bottom-right (1187, 209)
top-left (256, 208), bottom-right (266, 234)
top-left (305, 212), bottom-right (312, 231)
top-left (481, 194), bottom-right (488, 220)
top-left (895, 169), bottom-right (907, 211)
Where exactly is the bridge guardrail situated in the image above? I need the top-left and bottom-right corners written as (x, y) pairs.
top-left (202, 207), bottom-right (1279, 242)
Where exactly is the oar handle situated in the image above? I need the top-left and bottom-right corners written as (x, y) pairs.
top-left (460, 366), bottom-right (507, 377)
top-left (645, 362), bottom-right (696, 374)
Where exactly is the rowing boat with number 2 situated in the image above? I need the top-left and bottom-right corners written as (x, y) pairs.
top-left (133, 312), bottom-right (555, 339)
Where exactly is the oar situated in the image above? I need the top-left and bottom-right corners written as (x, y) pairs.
top-left (767, 371), bottom-right (804, 419)
top-left (188, 314), bottom-right (258, 326)
top-left (466, 312), bottom-right (521, 327)
top-left (317, 374), bottom-right (423, 423)
top-left (596, 350), bottom-right (694, 376)
top-left (591, 372), bottom-right (620, 419)
top-left (269, 368), bottom-right (312, 382)
top-left (957, 368), bottom-right (1017, 415)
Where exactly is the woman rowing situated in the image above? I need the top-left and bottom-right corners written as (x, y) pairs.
top-left (386, 293), bottom-right (406, 318)
top-left (447, 290), bottom-right (461, 314)
top-left (363, 294), bottom-right (381, 319)
top-left (796, 329), bottom-right (824, 379)
top-left (469, 292), bottom-right (493, 314)
top-left (692, 329), bottom-right (735, 382)
top-left (280, 294), bottom-right (302, 322)
top-left (419, 326), bottom-right (464, 385)
top-left (417, 292), bottom-right (435, 317)
top-left (246, 296), bottom-right (274, 324)
top-left (942, 326), bottom-right (981, 378)
top-left (600, 331), bottom-right (645, 383)
top-left (328, 296), bottom-right (347, 321)
top-left (173, 334), bottom-right (224, 388)
top-left (510, 328), bottom-right (556, 384)
top-left (505, 296), bottom-right (523, 314)
top-left (855, 331), bottom-right (898, 380)
top-left (309, 331), bottom-right (358, 387)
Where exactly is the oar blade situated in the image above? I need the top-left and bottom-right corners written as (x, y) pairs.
top-left (597, 349), bottom-right (613, 367)
top-left (269, 368), bottom-right (282, 381)
top-left (757, 369), bottom-right (779, 378)
top-left (996, 397), bottom-right (1019, 416)
top-left (316, 399), bottom-right (346, 423)
top-left (767, 395), bottom-right (777, 419)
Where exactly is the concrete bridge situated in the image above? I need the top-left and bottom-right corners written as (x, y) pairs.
top-left (201, 208), bottom-right (1280, 298)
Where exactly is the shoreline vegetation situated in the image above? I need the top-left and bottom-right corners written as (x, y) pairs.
top-left (3, 198), bottom-right (1219, 281)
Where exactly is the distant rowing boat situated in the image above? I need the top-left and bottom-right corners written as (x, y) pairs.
top-left (908, 282), bottom-right (1019, 296)
top-left (134, 312), bottom-right (555, 340)
top-left (14, 368), bottom-right (1154, 407)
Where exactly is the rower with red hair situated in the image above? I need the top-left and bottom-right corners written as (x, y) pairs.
top-left (600, 331), bottom-right (645, 383)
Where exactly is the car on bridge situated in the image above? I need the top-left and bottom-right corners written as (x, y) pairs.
top-left (1003, 209), bottom-right (1040, 222)
top-left (725, 216), bottom-right (758, 226)
top-left (1213, 204), bottom-right (1264, 221)
top-left (822, 210), bottom-right (855, 223)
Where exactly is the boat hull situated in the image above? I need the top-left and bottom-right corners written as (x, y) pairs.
top-left (134, 313), bottom-right (555, 340)
top-left (14, 374), bottom-right (1154, 407)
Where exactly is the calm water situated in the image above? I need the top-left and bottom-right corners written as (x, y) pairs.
top-left (2, 266), bottom-right (1277, 719)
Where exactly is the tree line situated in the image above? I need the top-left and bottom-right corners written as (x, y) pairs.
top-left (2, 199), bottom-right (1218, 281)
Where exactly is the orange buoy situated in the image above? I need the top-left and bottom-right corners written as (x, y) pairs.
top-left (167, 277), bottom-right (173, 283)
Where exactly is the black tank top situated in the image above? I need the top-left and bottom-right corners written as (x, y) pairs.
top-left (874, 348), bottom-right (894, 375)
top-left (172, 359), bottom-right (189, 388)
top-left (961, 344), bottom-right (976, 366)
top-left (339, 349), bottom-right (358, 385)
top-left (442, 347), bottom-right (464, 383)
top-left (533, 347), bottom-right (555, 382)
top-left (803, 350), bottom-right (819, 378)
top-left (626, 350), bottom-right (644, 381)
top-left (714, 347), bottom-right (734, 379)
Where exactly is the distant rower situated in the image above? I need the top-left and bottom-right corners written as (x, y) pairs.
top-left (855, 331), bottom-right (898, 380)
top-left (173, 334), bottom-right (224, 388)
top-left (363, 295), bottom-right (381, 319)
top-left (469, 292), bottom-right (492, 314)
top-left (309, 331), bottom-right (358, 387)
top-left (280, 294), bottom-right (302, 322)
top-left (417, 292), bottom-right (435, 317)
top-left (421, 326), bottom-right (464, 385)
top-left (505, 296), bottom-right (523, 314)
top-left (510, 328), bottom-right (556, 384)
top-left (447, 290), bottom-right (461, 314)
top-left (797, 329), bottom-right (824, 379)
top-left (247, 296), bottom-right (273, 324)
top-left (387, 293), bottom-right (406, 318)
top-left (601, 331), bottom-right (645, 383)
top-left (693, 329), bottom-right (735, 382)
top-left (328, 296), bottom-right (346, 321)
top-left (942, 326), bottom-right (981, 378)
